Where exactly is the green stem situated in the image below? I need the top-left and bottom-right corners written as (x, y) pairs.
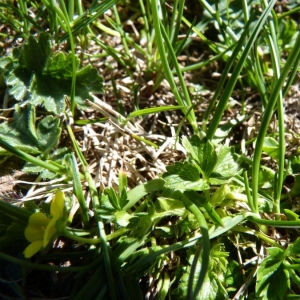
top-left (251, 31), bottom-right (300, 212)
top-left (0, 200), bottom-right (32, 223)
top-left (0, 139), bottom-right (67, 175)
top-left (66, 122), bottom-right (116, 300)
top-left (246, 212), bottom-right (300, 228)
top-left (179, 192), bottom-right (210, 299)
top-left (63, 229), bottom-right (101, 244)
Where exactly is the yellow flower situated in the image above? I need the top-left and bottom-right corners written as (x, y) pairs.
top-left (24, 190), bottom-right (66, 258)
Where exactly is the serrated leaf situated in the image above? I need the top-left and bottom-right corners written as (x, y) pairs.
top-left (213, 146), bottom-right (239, 178)
top-left (45, 52), bottom-right (78, 78)
top-left (284, 237), bottom-right (300, 257)
top-left (163, 175), bottom-right (209, 191)
top-left (0, 104), bottom-right (60, 154)
top-left (7, 66), bottom-right (31, 100)
top-left (257, 264), bottom-right (288, 300)
top-left (2, 34), bottom-right (103, 114)
top-left (172, 249), bottom-right (228, 300)
top-left (105, 188), bottom-right (121, 210)
top-left (208, 177), bottom-right (233, 185)
top-left (256, 248), bottom-right (286, 299)
top-left (182, 135), bottom-right (201, 163)
top-left (30, 74), bottom-right (67, 113)
top-left (166, 162), bottom-right (200, 181)
top-left (36, 115), bottom-right (61, 152)
top-left (20, 33), bottom-right (51, 73)
top-left (183, 136), bottom-right (218, 177)
top-left (262, 137), bottom-right (279, 161)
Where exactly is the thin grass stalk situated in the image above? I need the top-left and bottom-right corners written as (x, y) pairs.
top-left (203, 16), bottom-right (252, 134)
top-left (253, 43), bottom-right (268, 108)
top-left (262, 0), bottom-right (285, 216)
top-left (278, 6), bottom-right (300, 20)
top-left (198, 0), bottom-right (238, 43)
top-left (283, 62), bottom-right (300, 97)
top-left (181, 15), bottom-right (219, 53)
top-left (56, 0), bottom-right (77, 115)
top-left (112, 5), bottom-right (130, 57)
top-left (0, 11), bottom-right (24, 38)
top-left (0, 252), bottom-right (85, 272)
top-left (59, 0), bottom-right (119, 42)
top-left (246, 212), bottom-right (300, 228)
top-left (67, 0), bottom-right (75, 21)
top-left (243, 0), bottom-right (268, 108)
top-left (160, 24), bottom-right (199, 133)
top-left (66, 153), bottom-right (90, 229)
top-left (0, 200), bottom-right (32, 223)
top-left (0, 139), bottom-right (67, 175)
top-left (169, 0), bottom-right (182, 47)
top-left (66, 123), bottom-right (116, 300)
top-left (206, 0), bottom-right (277, 141)
top-left (251, 31), bottom-right (300, 212)
top-left (243, 171), bottom-right (254, 212)
top-left (76, 0), bottom-right (84, 15)
top-left (178, 44), bottom-right (234, 74)
top-left (151, 0), bottom-right (198, 133)
top-left (138, 0), bottom-right (152, 68)
top-left (18, 0), bottom-right (29, 37)
top-left (179, 193), bottom-right (210, 299)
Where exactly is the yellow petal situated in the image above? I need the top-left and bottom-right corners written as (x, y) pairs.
top-left (28, 212), bottom-right (50, 227)
top-left (51, 190), bottom-right (65, 218)
top-left (43, 217), bottom-right (58, 247)
top-left (24, 240), bottom-right (43, 258)
top-left (25, 213), bottom-right (50, 242)
top-left (25, 225), bottom-right (45, 242)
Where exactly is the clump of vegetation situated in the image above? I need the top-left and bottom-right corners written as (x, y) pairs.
top-left (0, 0), bottom-right (300, 299)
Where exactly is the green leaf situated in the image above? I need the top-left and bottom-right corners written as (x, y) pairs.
top-left (163, 174), bottom-right (209, 191)
top-left (166, 162), bottom-right (200, 181)
top-left (20, 33), bottom-right (51, 74)
top-left (225, 260), bottom-right (244, 289)
top-left (213, 116), bottom-right (245, 144)
top-left (210, 184), bottom-right (231, 206)
top-left (36, 115), bottom-right (61, 152)
top-left (172, 248), bottom-right (228, 300)
top-left (2, 34), bottom-right (103, 114)
top-left (184, 191), bottom-right (224, 227)
top-left (256, 248), bottom-right (287, 299)
top-left (213, 146), bottom-right (240, 178)
top-left (262, 137), bottom-right (279, 161)
top-left (114, 211), bottom-right (134, 227)
top-left (7, 66), bottom-right (31, 100)
top-left (182, 135), bottom-right (217, 177)
top-left (284, 237), bottom-right (300, 257)
top-left (156, 197), bottom-right (186, 217)
top-left (0, 104), bottom-right (61, 154)
top-left (283, 209), bottom-right (300, 222)
top-left (22, 147), bottom-right (71, 179)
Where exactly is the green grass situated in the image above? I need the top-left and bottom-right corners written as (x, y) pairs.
top-left (0, 0), bottom-right (300, 299)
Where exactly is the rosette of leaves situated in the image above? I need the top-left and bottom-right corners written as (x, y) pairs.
top-left (163, 135), bottom-right (240, 190)
top-left (0, 33), bottom-right (103, 114)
